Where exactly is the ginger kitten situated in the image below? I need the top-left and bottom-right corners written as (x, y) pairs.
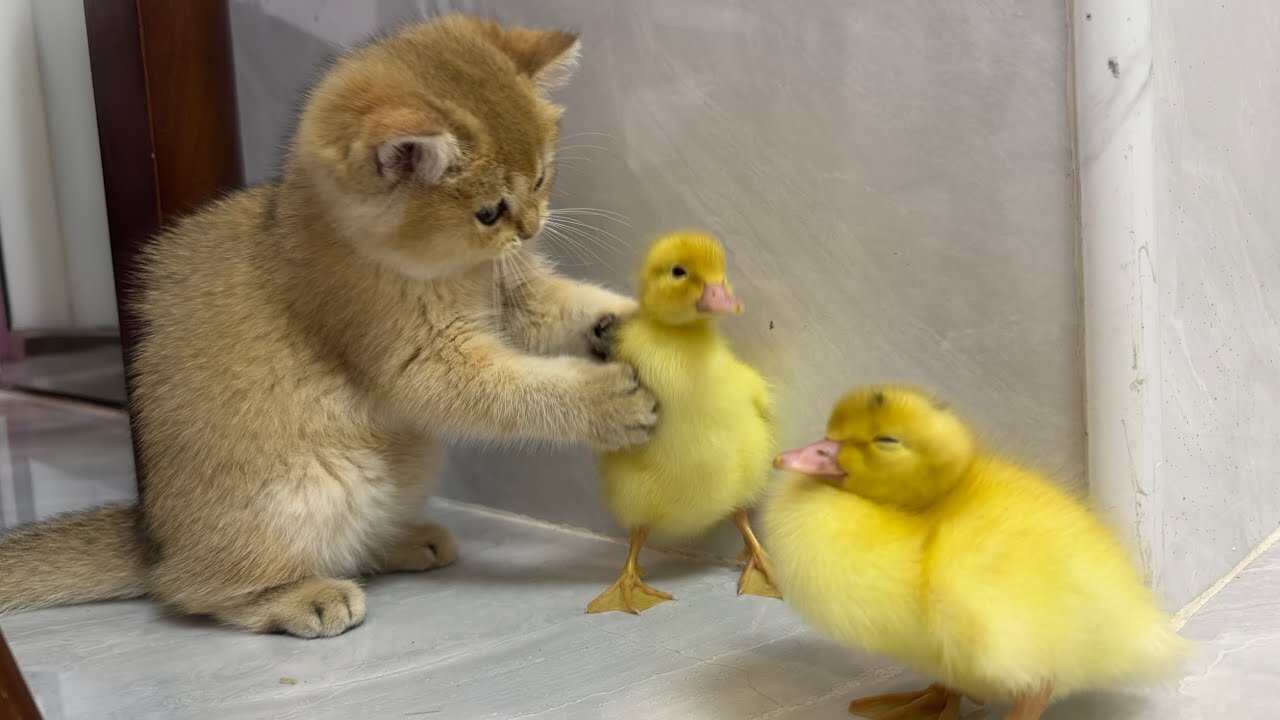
top-left (0, 15), bottom-right (656, 637)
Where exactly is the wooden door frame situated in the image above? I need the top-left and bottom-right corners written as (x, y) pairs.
top-left (83, 0), bottom-right (244, 364)
top-left (0, 629), bottom-right (41, 720)
top-left (81, 0), bottom-right (244, 489)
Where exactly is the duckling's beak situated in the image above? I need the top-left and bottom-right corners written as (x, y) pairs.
top-left (696, 282), bottom-right (743, 315)
top-left (773, 440), bottom-right (845, 478)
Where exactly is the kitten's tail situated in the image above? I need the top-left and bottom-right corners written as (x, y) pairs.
top-left (0, 503), bottom-right (148, 614)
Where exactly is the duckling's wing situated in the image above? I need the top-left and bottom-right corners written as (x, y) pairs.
top-left (739, 361), bottom-right (774, 427)
top-left (926, 518), bottom-right (1045, 690)
top-left (925, 462), bottom-right (1171, 693)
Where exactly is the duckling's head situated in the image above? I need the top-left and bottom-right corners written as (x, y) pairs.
top-left (774, 386), bottom-right (976, 509)
top-left (636, 231), bottom-right (743, 326)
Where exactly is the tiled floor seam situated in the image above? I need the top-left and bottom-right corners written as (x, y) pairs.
top-left (0, 390), bottom-right (128, 420)
top-left (435, 497), bottom-right (741, 568)
top-left (1173, 523), bottom-right (1280, 630)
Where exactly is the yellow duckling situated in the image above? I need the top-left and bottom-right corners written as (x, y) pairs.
top-left (765, 386), bottom-right (1185, 719)
top-left (587, 231), bottom-right (779, 614)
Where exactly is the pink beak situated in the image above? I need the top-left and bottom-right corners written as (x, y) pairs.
top-left (696, 282), bottom-right (743, 315)
top-left (773, 439), bottom-right (845, 477)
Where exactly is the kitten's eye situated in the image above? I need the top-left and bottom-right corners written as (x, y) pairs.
top-left (475, 200), bottom-right (507, 226)
top-left (671, 266), bottom-right (688, 278)
top-left (534, 170), bottom-right (546, 191)
top-left (873, 436), bottom-right (901, 446)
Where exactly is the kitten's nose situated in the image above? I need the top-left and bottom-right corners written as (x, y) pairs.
top-left (515, 216), bottom-right (540, 241)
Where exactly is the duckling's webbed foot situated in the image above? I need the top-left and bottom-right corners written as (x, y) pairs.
top-left (731, 510), bottom-right (783, 599)
top-left (585, 527), bottom-right (676, 615)
top-left (847, 684), bottom-right (963, 720)
top-left (737, 550), bottom-right (783, 599)
top-left (586, 571), bottom-right (675, 615)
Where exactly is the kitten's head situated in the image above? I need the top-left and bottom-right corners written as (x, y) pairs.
top-left (293, 15), bottom-right (579, 277)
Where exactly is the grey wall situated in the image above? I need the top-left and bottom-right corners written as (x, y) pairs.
top-left (229, 0), bottom-right (1083, 556)
top-left (1151, 4), bottom-right (1280, 604)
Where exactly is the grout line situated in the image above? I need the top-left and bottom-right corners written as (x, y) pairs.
top-left (750, 664), bottom-right (908, 719)
top-left (0, 389), bottom-right (129, 420)
top-left (1172, 523), bottom-right (1280, 631)
top-left (431, 497), bottom-right (622, 543)
top-left (432, 497), bottom-right (739, 568)
top-left (11, 365), bottom-right (125, 385)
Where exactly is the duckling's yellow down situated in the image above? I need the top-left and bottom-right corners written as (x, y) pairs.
top-left (765, 386), bottom-right (1184, 709)
top-left (600, 232), bottom-right (774, 543)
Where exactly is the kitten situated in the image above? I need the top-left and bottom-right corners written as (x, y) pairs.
top-left (0, 15), bottom-right (656, 637)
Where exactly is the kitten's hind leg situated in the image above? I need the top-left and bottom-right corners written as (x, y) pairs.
top-left (368, 522), bottom-right (458, 574)
top-left (202, 577), bottom-right (367, 638)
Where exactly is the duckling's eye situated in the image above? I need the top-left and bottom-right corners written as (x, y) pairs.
top-left (671, 266), bottom-right (688, 278)
top-left (872, 436), bottom-right (901, 446)
top-left (475, 200), bottom-right (508, 226)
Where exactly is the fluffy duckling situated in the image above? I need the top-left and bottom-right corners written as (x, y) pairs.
top-left (765, 386), bottom-right (1185, 719)
top-left (588, 231), bottom-right (779, 614)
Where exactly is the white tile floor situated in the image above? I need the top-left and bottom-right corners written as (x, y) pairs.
top-left (0, 391), bottom-right (1274, 719)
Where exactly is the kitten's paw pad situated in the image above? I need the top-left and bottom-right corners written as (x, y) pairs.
top-left (383, 523), bottom-right (458, 572)
top-left (269, 578), bottom-right (366, 639)
top-left (588, 314), bottom-right (618, 361)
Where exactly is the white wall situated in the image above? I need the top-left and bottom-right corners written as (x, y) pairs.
top-left (0, 0), bottom-right (116, 332)
top-left (229, 0), bottom-right (1083, 558)
top-left (1075, 1), bottom-right (1280, 608)
top-left (0, 0), bottom-right (70, 330)
top-left (1151, 3), bottom-right (1280, 605)
top-left (30, 0), bottom-right (117, 329)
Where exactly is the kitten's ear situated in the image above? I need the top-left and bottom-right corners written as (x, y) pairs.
top-left (375, 134), bottom-right (455, 184)
top-left (499, 27), bottom-right (581, 91)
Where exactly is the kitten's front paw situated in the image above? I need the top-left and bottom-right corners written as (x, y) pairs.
top-left (585, 297), bottom-right (637, 361)
top-left (588, 314), bottom-right (620, 361)
top-left (581, 362), bottom-right (658, 451)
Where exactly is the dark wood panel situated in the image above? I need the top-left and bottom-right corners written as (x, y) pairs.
top-left (82, 0), bottom-right (160, 361)
top-left (82, 0), bottom-right (244, 492)
top-left (0, 629), bottom-right (42, 720)
top-left (84, 0), bottom-right (245, 344)
top-left (137, 0), bottom-right (244, 216)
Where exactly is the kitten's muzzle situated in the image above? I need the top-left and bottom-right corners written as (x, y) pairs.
top-left (515, 216), bottom-right (540, 241)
